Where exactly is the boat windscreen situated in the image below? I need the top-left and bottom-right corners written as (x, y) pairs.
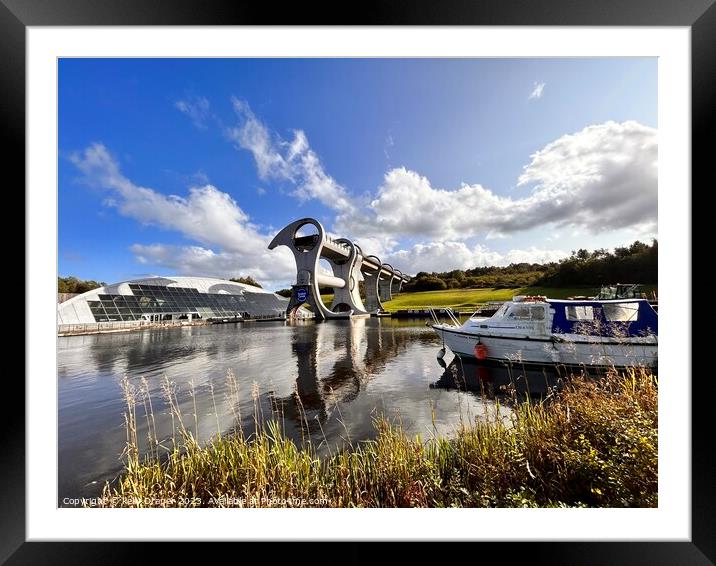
top-left (505, 305), bottom-right (546, 320)
top-left (491, 303), bottom-right (509, 318)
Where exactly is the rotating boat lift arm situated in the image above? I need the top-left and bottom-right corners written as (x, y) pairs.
top-left (268, 217), bottom-right (410, 319)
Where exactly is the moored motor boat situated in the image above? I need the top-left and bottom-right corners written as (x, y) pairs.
top-left (431, 295), bottom-right (658, 368)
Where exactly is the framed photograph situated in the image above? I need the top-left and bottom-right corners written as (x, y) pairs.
top-left (9, 0), bottom-right (709, 562)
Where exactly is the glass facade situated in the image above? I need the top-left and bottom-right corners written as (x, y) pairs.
top-left (86, 284), bottom-right (249, 322)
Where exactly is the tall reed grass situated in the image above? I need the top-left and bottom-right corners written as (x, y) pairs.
top-left (99, 366), bottom-right (657, 508)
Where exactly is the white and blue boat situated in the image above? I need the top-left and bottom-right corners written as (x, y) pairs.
top-left (431, 295), bottom-right (658, 368)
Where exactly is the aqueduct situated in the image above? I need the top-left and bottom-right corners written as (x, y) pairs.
top-left (268, 218), bottom-right (410, 319)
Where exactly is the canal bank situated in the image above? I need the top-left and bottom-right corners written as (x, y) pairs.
top-left (58, 315), bottom-right (291, 336)
top-left (58, 317), bottom-right (657, 507)
top-left (57, 318), bottom-right (523, 502)
top-left (98, 366), bottom-right (657, 508)
top-left (59, 318), bottom-right (213, 336)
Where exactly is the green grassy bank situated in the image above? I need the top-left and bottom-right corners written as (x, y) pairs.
top-left (382, 287), bottom-right (593, 310)
top-left (99, 367), bottom-right (657, 508)
top-left (319, 287), bottom-right (584, 311)
top-left (320, 285), bottom-right (657, 312)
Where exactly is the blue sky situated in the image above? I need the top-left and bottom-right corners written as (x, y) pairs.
top-left (59, 58), bottom-right (657, 290)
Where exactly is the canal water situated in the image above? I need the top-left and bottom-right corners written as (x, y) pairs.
top-left (58, 318), bottom-right (563, 504)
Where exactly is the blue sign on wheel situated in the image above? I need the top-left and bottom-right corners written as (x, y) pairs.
top-left (296, 288), bottom-right (308, 303)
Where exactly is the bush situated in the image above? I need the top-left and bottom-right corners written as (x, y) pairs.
top-left (405, 277), bottom-right (447, 292)
top-left (58, 276), bottom-right (104, 294)
top-left (230, 276), bottom-right (263, 288)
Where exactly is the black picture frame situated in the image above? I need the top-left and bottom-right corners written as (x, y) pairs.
top-left (7, 0), bottom-right (709, 562)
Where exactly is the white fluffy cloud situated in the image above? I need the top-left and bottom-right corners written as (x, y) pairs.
top-left (516, 120), bottom-right (657, 233)
top-left (344, 167), bottom-right (512, 240)
top-left (71, 117), bottom-right (656, 287)
top-left (130, 243), bottom-right (295, 289)
top-left (386, 241), bottom-right (568, 274)
top-left (212, 102), bottom-right (657, 247)
top-left (70, 143), bottom-right (295, 286)
top-left (226, 98), bottom-right (356, 214)
top-left (342, 121), bottom-right (656, 242)
top-left (70, 143), bottom-right (266, 252)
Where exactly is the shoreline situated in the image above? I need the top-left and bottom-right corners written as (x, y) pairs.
top-left (97, 367), bottom-right (658, 508)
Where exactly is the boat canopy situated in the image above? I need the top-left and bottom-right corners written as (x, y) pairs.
top-left (547, 299), bottom-right (658, 337)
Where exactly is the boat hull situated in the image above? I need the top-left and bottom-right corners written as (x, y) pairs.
top-left (433, 325), bottom-right (658, 368)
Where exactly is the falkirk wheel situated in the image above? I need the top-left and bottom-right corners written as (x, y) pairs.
top-left (268, 218), bottom-right (410, 320)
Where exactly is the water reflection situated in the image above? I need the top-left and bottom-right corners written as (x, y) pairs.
top-left (58, 318), bottom-right (556, 503)
top-left (431, 357), bottom-right (564, 400)
top-left (275, 318), bottom-right (417, 434)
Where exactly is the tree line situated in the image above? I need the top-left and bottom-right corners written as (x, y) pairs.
top-left (58, 275), bottom-right (264, 293)
top-left (59, 239), bottom-right (656, 296)
top-left (58, 276), bottom-right (105, 294)
top-left (229, 276), bottom-right (263, 288)
top-left (402, 240), bottom-right (657, 292)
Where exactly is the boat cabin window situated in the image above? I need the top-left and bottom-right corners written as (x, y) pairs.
top-left (492, 304), bottom-right (509, 318)
top-left (505, 305), bottom-right (545, 320)
top-left (602, 302), bottom-right (639, 322)
top-left (565, 305), bottom-right (594, 321)
top-left (530, 306), bottom-right (545, 320)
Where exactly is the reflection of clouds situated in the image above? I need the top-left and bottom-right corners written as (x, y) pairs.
top-left (333, 350), bottom-right (500, 442)
top-left (59, 323), bottom-right (299, 500)
top-left (277, 317), bottom-right (429, 442)
top-left (59, 319), bottom-right (520, 501)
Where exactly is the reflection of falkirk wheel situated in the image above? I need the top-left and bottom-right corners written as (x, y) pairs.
top-left (268, 217), bottom-right (410, 320)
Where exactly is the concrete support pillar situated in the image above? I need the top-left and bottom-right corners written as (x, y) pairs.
top-left (361, 255), bottom-right (383, 313)
top-left (391, 269), bottom-right (404, 295)
top-left (378, 263), bottom-right (394, 303)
